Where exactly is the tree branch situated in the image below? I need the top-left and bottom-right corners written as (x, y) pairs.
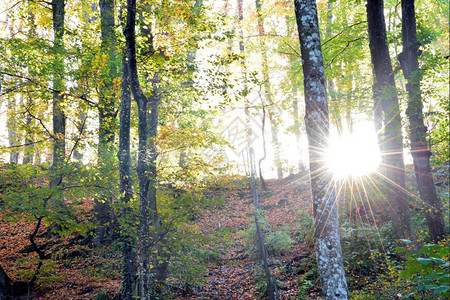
top-left (325, 37), bottom-right (364, 69)
top-left (0, 138), bottom-right (50, 149)
top-left (23, 103), bottom-right (54, 138)
top-left (0, 71), bottom-right (97, 106)
top-left (322, 20), bottom-right (367, 47)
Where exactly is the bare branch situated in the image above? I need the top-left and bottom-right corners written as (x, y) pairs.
top-left (0, 138), bottom-right (50, 149)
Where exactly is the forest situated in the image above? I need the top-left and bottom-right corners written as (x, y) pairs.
top-left (0, 0), bottom-right (448, 299)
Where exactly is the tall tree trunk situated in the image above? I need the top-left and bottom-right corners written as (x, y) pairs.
top-left (398, 0), bottom-right (446, 242)
top-left (366, 0), bottom-right (415, 240)
top-left (294, 1), bottom-right (349, 299)
top-left (50, 0), bottom-right (66, 205)
top-left (94, 0), bottom-right (119, 244)
top-left (138, 11), bottom-right (167, 296)
top-left (124, 0), bottom-right (162, 297)
top-left (118, 51), bottom-right (138, 300)
top-left (255, 0), bottom-right (283, 179)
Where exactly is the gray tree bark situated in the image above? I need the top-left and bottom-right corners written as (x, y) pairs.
top-left (118, 50), bottom-right (138, 300)
top-left (49, 0), bottom-right (66, 211)
top-left (93, 0), bottom-right (119, 244)
top-left (398, 0), bottom-right (446, 242)
top-left (124, 0), bottom-right (163, 297)
top-left (366, 0), bottom-right (415, 240)
top-left (294, 0), bottom-right (349, 298)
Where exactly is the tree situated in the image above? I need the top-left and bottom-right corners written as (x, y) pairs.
top-left (124, 0), bottom-right (163, 297)
top-left (366, 0), bottom-right (415, 240)
top-left (398, 0), bottom-right (446, 242)
top-left (93, 0), bottom-right (119, 244)
top-left (294, 0), bottom-right (349, 299)
top-left (49, 0), bottom-right (66, 208)
top-left (255, 0), bottom-right (283, 179)
top-left (6, 21), bottom-right (20, 164)
top-left (237, 0), bottom-right (252, 149)
top-left (117, 50), bottom-right (137, 299)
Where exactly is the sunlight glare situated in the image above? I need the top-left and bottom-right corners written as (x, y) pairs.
top-left (327, 122), bottom-right (381, 178)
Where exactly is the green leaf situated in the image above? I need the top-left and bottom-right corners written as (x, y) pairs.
top-left (395, 247), bottom-right (406, 253)
top-left (418, 284), bottom-right (438, 291)
top-left (416, 258), bottom-right (433, 265)
top-left (434, 284), bottom-right (449, 294)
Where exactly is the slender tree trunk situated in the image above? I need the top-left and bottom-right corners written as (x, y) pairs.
top-left (237, 0), bottom-right (253, 149)
top-left (7, 96), bottom-right (19, 164)
top-left (294, 1), bottom-right (349, 298)
top-left (249, 148), bottom-right (275, 300)
top-left (286, 18), bottom-right (304, 171)
top-left (138, 11), bottom-right (167, 296)
top-left (23, 99), bottom-right (34, 165)
top-left (118, 51), bottom-right (137, 300)
top-left (178, 0), bottom-right (203, 169)
top-left (398, 0), bottom-right (446, 242)
top-left (6, 25), bottom-right (19, 164)
top-left (99, 0), bottom-right (118, 154)
top-left (292, 90), bottom-right (304, 170)
top-left (326, 2), bottom-right (343, 136)
top-left (255, 0), bottom-right (283, 179)
top-left (94, 0), bottom-right (119, 244)
top-left (23, 6), bottom-right (37, 165)
top-left (73, 111), bottom-right (86, 161)
top-left (366, 0), bottom-right (415, 240)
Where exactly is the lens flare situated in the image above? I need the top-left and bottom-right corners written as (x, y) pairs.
top-left (327, 122), bottom-right (381, 178)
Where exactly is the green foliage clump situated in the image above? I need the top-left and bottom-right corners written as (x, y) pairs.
top-left (169, 246), bottom-right (209, 289)
top-left (241, 214), bottom-right (293, 257)
top-left (340, 222), bottom-right (402, 296)
top-left (398, 242), bottom-right (449, 299)
top-left (266, 230), bottom-right (294, 256)
top-left (295, 209), bottom-right (314, 246)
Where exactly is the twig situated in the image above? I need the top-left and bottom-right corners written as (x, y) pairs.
top-left (0, 71), bottom-right (97, 106)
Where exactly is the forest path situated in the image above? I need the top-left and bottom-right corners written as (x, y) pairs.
top-left (177, 172), bottom-right (315, 299)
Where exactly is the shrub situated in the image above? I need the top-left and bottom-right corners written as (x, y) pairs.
top-left (266, 230), bottom-right (294, 256)
top-left (398, 241), bottom-right (449, 299)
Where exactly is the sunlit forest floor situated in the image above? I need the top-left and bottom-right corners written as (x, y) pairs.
top-left (0, 166), bottom-right (448, 299)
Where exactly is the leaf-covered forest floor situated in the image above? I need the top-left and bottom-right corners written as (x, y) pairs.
top-left (0, 167), bottom-right (448, 299)
top-left (1, 172), bottom-right (319, 299)
top-left (179, 172), bottom-right (315, 299)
